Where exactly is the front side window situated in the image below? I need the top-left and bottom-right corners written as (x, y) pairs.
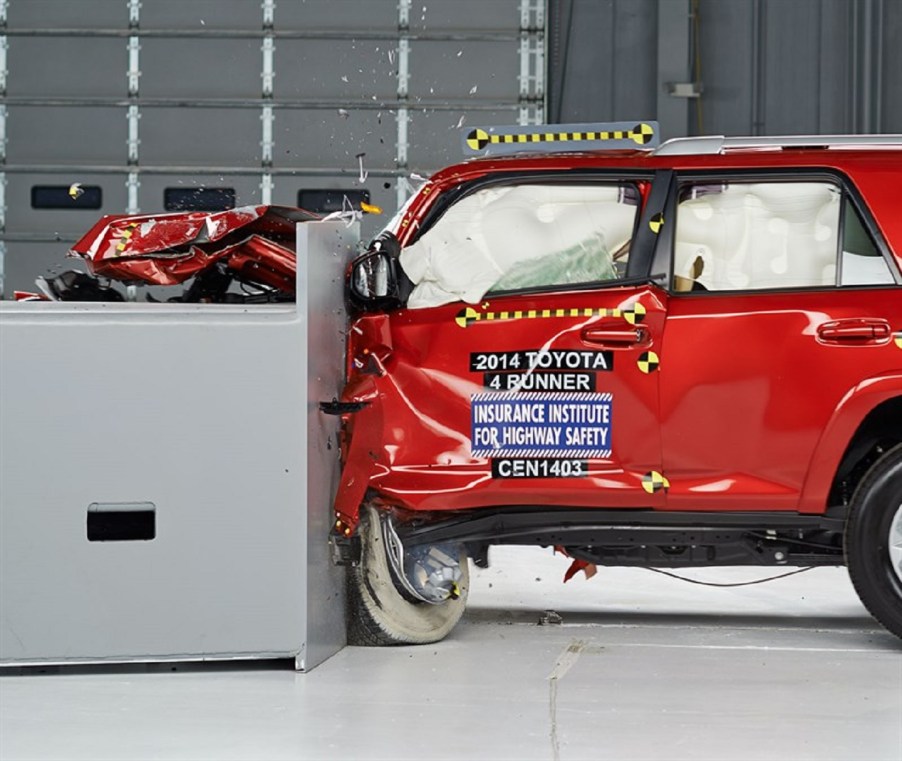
top-left (672, 179), bottom-right (895, 292)
top-left (400, 182), bottom-right (642, 308)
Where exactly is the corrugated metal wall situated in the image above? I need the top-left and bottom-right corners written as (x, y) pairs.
top-left (549, 0), bottom-right (901, 138)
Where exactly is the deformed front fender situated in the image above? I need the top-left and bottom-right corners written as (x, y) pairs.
top-left (799, 372), bottom-right (902, 513)
top-left (332, 374), bottom-right (385, 534)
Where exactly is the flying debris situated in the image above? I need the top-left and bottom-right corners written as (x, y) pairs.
top-left (356, 152), bottom-right (368, 182)
top-left (322, 194), bottom-right (372, 227)
top-left (68, 183), bottom-right (84, 201)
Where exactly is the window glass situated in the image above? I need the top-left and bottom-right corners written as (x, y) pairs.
top-left (400, 182), bottom-right (641, 308)
top-left (674, 181), bottom-right (841, 292)
top-left (31, 184), bottom-right (102, 209)
top-left (298, 188), bottom-right (370, 214)
top-left (840, 198), bottom-right (895, 286)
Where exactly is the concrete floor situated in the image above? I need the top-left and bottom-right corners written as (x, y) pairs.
top-left (2, 547), bottom-right (901, 761)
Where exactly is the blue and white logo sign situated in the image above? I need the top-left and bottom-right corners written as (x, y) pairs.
top-left (470, 392), bottom-right (613, 459)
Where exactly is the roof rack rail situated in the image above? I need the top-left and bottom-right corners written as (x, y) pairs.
top-left (654, 134), bottom-right (902, 156)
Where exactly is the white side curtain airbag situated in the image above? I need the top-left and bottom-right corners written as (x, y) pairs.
top-left (401, 184), bottom-right (634, 308)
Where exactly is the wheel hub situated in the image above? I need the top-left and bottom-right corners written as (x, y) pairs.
top-left (890, 501), bottom-right (902, 586)
top-left (382, 514), bottom-right (463, 604)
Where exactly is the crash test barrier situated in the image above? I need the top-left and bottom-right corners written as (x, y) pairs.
top-left (0, 221), bottom-right (353, 671)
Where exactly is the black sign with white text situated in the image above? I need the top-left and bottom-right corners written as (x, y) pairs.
top-left (491, 458), bottom-right (588, 479)
top-left (470, 350), bottom-right (613, 373)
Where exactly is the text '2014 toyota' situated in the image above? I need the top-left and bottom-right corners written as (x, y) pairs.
top-left (329, 122), bottom-right (902, 646)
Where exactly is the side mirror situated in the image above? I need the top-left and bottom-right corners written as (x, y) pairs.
top-left (348, 234), bottom-right (403, 311)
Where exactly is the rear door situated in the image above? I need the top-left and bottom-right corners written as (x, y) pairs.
top-left (370, 172), bottom-right (672, 512)
top-left (658, 171), bottom-right (902, 512)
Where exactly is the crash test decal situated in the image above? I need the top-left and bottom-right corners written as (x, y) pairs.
top-left (462, 121), bottom-right (659, 157)
top-left (455, 302), bottom-right (646, 328)
top-left (895, 331), bottom-right (902, 349)
top-left (642, 471), bottom-right (670, 494)
top-left (471, 392), bottom-right (612, 461)
top-left (115, 222), bottom-right (139, 254)
top-left (471, 349), bottom-right (613, 392)
top-left (637, 350), bottom-right (660, 374)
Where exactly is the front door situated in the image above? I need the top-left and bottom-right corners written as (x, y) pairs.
top-left (365, 173), bottom-right (671, 513)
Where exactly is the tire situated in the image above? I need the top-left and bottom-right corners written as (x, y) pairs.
top-left (845, 444), bottom-right (902, 640)
top-left (346, 506), bottom-right (469, 646)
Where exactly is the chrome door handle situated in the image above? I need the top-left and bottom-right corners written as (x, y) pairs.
top-left (581, 326), bottom-right (649, 347)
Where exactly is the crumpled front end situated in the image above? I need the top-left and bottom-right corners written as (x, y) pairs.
top-left (56, 205), bottom-right (317, 302)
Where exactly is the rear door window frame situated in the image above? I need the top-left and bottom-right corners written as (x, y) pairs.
top-left (656, 168), bottom-right (901, 295)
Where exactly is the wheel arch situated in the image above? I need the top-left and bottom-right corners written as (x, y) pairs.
top-left (799, 375), bottom-right (902, 516)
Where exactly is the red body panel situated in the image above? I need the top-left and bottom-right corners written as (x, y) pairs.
top-left (337, 287), bottom-right (666, 527)
top-left (337, 147), bottom-right (902, 530)
top-left (660, 289), bottom-right (902, 511)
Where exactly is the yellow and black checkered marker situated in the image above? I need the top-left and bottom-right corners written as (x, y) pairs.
top-left (115, 223), bottom-right (139, 254)
top-left (462, 121), bottom-right (659, 157)
top-left (622, 303), bottom-right (646, 325)
top-left (637, 350), bottom-right (659, 373)
top-left (894, 331), bottom-right (902, 350)
top-left (649, 213), bottom-right (664, 234)
top-left (642, 471), bottom-right (670, 494)
top-left (455, 303), bottom-right (647, 329)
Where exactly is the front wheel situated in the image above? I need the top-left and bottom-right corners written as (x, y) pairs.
top-left (346, 506), bottom-right (469, 646)
top-left (845, 444), bottom-right (902, 640)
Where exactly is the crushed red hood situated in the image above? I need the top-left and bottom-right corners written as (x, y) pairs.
top-left (68, 205), bottom-right (318, 288)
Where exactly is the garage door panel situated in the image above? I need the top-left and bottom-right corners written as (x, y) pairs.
top-left (3, 242), bottom-right (89, 297)
top-left (139, 108), bottom-right (261, 167)
top-left (0, 2), bottom-right (538, 301)
top-left (5, 172), bottom-right (127, 235)
top-left (137, 174), bottom-right (262, 213)
top-left (408, 41), bottom-right (520, 101)
top-left (7, 38), bottom-right (126, 98)
top-left (273, 174), bottom-right (395, 241)
top-left (140, 1), bottom-right (265, 31)
top-left (140, 39), bottom-right (263, 100)
top-left (5, 107), bottom-right (127, 165)
top-left (406, 108), bottom-right (516, 168)
top-left (275, 1), bottom-right (398, 32)
top-left (278, 109), bottom-right (396, 169)
top-left (274, 40), bottom-right (396, 100)
top-left (408, 0), bottom-right (521, 32)
top-left (7, 1), bottom-right (126, 28)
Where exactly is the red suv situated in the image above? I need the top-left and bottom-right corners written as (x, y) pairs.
top-left (331, 123), bottom-right (902, 646)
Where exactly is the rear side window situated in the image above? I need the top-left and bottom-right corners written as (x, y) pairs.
top-left (400, 182), bottom-right (642, 308)
top-left (673, 180), bottom-right (894, 292)
top-left (840, 197), bottom-right (895, 286)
